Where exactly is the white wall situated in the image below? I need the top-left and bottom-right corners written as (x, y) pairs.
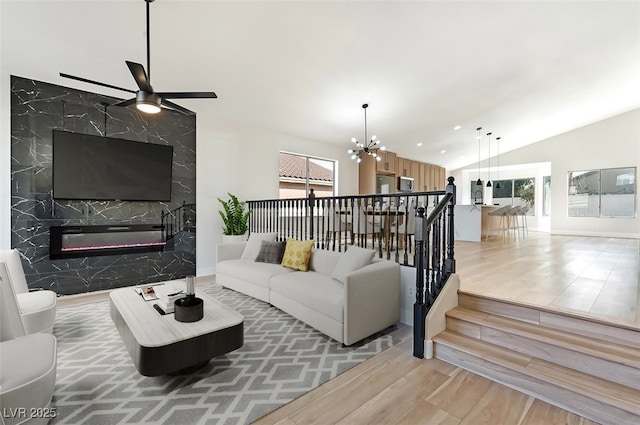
top-left (195, 118), bottom-right (358, 276)
top-left (451, 109), bottom-right (640, 238)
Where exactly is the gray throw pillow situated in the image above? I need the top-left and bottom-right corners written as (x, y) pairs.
top-left (255, 240), bottom-right (286, 264)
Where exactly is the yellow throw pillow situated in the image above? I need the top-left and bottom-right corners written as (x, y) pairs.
top-left (281, 238), bottom-right (314, 271)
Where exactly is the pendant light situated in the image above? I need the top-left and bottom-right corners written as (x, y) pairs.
top-left (495, 137), bottom-right (501, 189)
top-left (475, 127), bottom-right (482, 186)
top-left (486, 132), bottom-right (492, 188)
top-left (348, 104), bottom-right (385, 163)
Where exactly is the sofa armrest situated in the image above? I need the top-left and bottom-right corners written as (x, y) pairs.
top-left (216, 243), bottom-right (246, 264)
top-left (343, 261), bottom-right (401, 345)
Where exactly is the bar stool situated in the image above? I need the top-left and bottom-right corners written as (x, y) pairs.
top-left (485, 205), bottom-right (512, 242)
top-left (517, 205), bottom-right (530, 238)
top-left (507, 205), bottom-right (522, 239)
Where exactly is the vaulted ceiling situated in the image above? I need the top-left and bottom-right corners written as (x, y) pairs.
top-left (3, 0), bottom-right (639, 170)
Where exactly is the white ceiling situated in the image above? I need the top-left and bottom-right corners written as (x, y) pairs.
top-left (4, 0), bottom-right (640, 170)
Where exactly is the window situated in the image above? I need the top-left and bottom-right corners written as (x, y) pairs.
top-left (279, 152), bottom-right (335, 199)
top-left (543, 176), bottom-right (551, 217)
top-left (569, 167), bottom-right (636, 217)
top-left (492, 178), bottom-right (535, 215)
top-left (470, 180), bottom-right (484, 205)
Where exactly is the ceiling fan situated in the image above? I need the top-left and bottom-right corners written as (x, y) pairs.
top-left (60, 0), bottom-right (216, 116)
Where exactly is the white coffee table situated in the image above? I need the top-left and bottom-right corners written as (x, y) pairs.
top-left (109, 279), bottom-right (243, 376)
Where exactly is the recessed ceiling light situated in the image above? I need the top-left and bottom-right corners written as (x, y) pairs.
top-left (453, 125), bottom-right (462, 130)
top-left (440, 150), bottom-right (446, 154)
top-left (417, 142), bottom-right (423, 147)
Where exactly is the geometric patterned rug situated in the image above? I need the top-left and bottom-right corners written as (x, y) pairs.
top-left (50, 283), bottom-right (400, 424)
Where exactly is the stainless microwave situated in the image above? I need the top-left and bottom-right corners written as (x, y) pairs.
top-left (397, 176), bottom-right (414, 192)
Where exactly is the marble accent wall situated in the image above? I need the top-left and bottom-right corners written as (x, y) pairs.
top-left (10, 76), bottom-right (196, 295)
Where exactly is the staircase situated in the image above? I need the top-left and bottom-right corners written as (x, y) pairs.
top-left (433, 292), bottom-right (640, 425)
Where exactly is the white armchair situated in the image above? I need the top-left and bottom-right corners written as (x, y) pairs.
top-left (0, 262), bottom-right (57, 425)
top-left (0, 250), bottom-right (56, 334)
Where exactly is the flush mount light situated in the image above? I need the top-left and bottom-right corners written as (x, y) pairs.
top-left (440, 150), bottom-right (446, 154)
top-left (454, 125), bottom-right (462, 130)
top-left (135, 91), bottom-right (161, 114)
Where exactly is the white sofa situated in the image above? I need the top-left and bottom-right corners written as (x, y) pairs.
top-left (216, 240), bottom-right (401, 346)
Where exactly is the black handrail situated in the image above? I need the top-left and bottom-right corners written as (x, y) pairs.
top-left (413, 176), bottom-right (456, 358)
top-left (247, 188), bottom-right (450, 265)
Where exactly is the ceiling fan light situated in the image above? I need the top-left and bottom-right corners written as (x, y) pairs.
top-left (136, 91), bottom-right (161, 114)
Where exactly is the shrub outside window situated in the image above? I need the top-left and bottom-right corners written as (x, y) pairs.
top-left (492, 178), bottom-right (535, 215)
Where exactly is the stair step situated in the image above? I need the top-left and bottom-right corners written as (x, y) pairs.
top-left (458, 291), bottom-right (640, 350)
top-left (446, 306), bottom-right (640, 390)
top-left (434, 330), bottom-right (640, 425)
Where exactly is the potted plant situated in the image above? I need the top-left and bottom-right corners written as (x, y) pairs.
top-left (217, 193), bottom-right (251, 243)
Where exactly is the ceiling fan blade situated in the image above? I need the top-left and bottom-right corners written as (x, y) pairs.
top-left (125, 61), bottom-right (153, 93)
top-left (156, 91), bottom-right (218, 99)
top-left (111, 97), bottom-right (136, 108)
top-left (59, 73), bottom-right (136, 94)
top-left (161, 99), bottom-right (195, 115)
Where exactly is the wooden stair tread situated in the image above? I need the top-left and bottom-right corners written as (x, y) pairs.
top-left (458, 291), bottom-right (640, 350)
top-left (434, 330), bottom-right (640, 415)
top-left (447, 306), bottom-right (640, 369)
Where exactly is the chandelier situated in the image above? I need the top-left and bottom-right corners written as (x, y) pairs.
top-left (348, 104), bottom-right (385, 163)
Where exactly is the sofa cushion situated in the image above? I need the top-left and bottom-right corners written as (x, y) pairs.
top-left (308, 248), bottom-right (343, 275)
top-left (281, 239), bottom-right (314, 271)
top-left (331, 246), bottom-right (376, 284)
top-left (241, 232), bottom-right (277, 261)
top-left (270, 273), bottom-right (344, 322)
top-left (217, 259), bottom-right (293, 288)
top-left (255, 240), bottom-right (286, 264)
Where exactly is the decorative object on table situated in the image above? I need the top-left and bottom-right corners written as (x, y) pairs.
top-left (218, 193), bottom-right (251, 243)
top-left (174, 276), bottom-right (203, 322)
top-left (347, 103), bottom-right (386, 163)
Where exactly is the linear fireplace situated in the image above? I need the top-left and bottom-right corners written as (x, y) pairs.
top-left (49, 224), bottom-right (166, 260)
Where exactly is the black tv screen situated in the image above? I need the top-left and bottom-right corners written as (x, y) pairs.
top-left (53, 130), bottom-right (173, 201)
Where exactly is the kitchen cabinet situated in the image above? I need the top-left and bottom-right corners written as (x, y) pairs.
top-left (375, 150), bottom-right (396, 174)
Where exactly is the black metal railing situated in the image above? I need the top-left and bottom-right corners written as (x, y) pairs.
top-left (161, 201), bottom-right (196, 242)
top-left (248, 184), bottom-right (454, 266)
top-left (413, 176), bottom-right (456, 358)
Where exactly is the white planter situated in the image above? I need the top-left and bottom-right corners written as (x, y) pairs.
top-left (222, 234), bottom-right (246, 244)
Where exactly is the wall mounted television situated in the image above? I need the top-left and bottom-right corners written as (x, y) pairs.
top-left (53, 130), bottom-right (173, 201)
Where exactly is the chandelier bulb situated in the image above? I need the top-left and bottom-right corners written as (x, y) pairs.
top-left (376, 156), bottom-right (382, 161)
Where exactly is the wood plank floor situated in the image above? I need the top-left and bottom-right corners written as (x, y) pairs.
top-left (456, 232), bottom-right (640, 329)
top-left (56, 233), bottom-right (638, 424)
top-left (255, 233), bottom-right (638, 424)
